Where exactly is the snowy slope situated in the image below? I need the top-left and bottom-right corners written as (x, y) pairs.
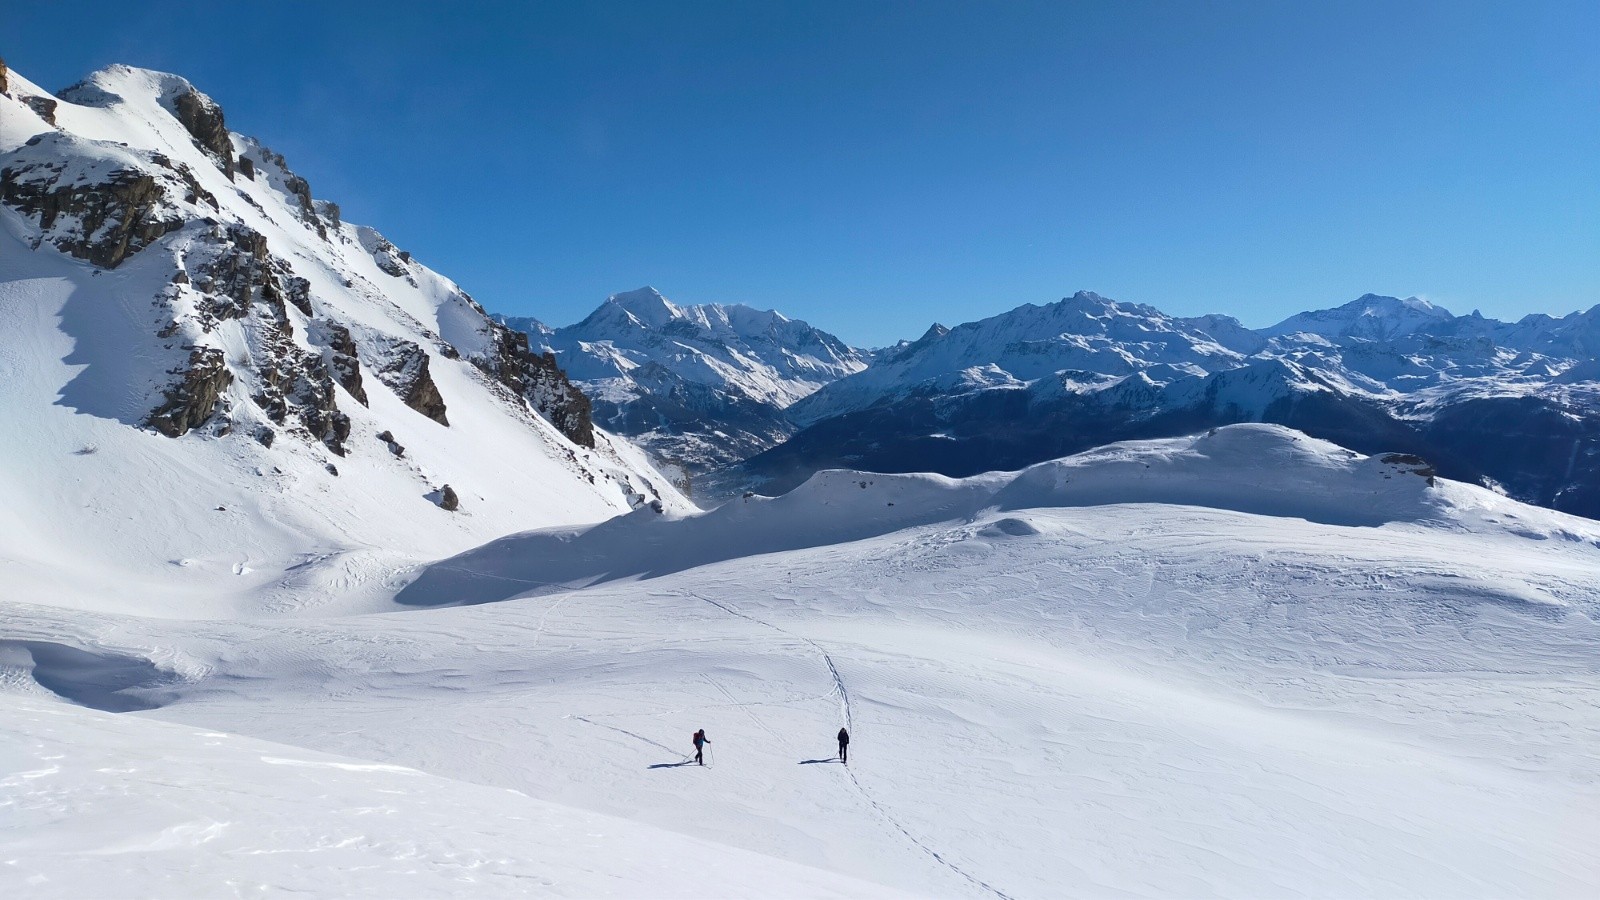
top-left (0, 63), bottom-right (688, 613)
top-left (0, 696), bottom-right (900, 898)
top-left (499, 286), bottom-right (870, 474)
top-left (6, 425), bottom-right (1600, 897)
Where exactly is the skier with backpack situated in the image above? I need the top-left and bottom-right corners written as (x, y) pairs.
top-left (837, 727), bottom-right (850, 764)
top-left (693, 728), bottom-right (710, 766)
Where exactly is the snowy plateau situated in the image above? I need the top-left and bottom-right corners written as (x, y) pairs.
top-left (4, 61), bottom-right (1600, 900)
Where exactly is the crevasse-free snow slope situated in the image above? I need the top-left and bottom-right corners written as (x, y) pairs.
top-left (6, 425), bottom-right (1600, 897)
top-left (0, 62), bottom-right (688, 614)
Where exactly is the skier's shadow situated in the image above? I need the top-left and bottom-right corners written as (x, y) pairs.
top-left (648, 760), bottom-right (696, 769)
top-left (799, 758), bottom-right (842, 765)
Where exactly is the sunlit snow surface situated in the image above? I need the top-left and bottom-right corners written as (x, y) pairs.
top-left (5, 426), bottom-right (1600, 897)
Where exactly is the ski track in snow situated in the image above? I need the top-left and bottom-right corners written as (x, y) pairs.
top-left (687, 590), bottom-right (1016, 900)
top-left (6, 426), bottom-right (1600, 896)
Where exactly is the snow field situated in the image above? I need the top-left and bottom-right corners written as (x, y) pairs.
top-left (6, 427), bottom-right (1600, 896)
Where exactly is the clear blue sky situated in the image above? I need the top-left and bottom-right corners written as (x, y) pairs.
top-left (9, 1), bottom-right (1598, 346)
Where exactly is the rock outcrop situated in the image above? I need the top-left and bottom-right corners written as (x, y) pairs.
top-left (169, 87), bottom-right (235, 179)
top-left (23, 95), bottom-right (57, 125)
top-left (372, 337), bottom-right (449, 426)
top-left (0, 138), bottom-right (218, 269)
top-left (478, 322), bottom-right (594, 447)
top-left (320, 322), bottom-right (368, 406)
top-left (146, 347), bottom-right (232, 437)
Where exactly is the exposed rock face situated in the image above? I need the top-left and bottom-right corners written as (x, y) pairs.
top-left (478, 322), bottom-right (594, 447)
top-left (240, 143), bottom-right (326, 238)
top-left (372, 337), bottom-right (449, 426)
top-left (170, 88), bottom-right (234, 179)
top-left (253, 351), bottom-right (351, 455)
top-left (437, 484), bottom-right (460, 511)
top-left (23, 95), bottom-right (57, 125)
top-left (0, 140), bottom-right (219, 269)
top-left (360, 230), bottom-right (415, 282)
top-left (146, 347), bottom-right (232, 436)
top-left (320, 322), bottom-right (368, 406)
top-left (1380, 453), bottom-right (1437, 486)
top-left (0, 57), bottom-right (8, 95)
top-left (188, 224), bottom-right (270, 323)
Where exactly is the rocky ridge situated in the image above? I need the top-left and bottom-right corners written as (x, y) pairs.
top-left (0, 62), bottom-right (680, 521)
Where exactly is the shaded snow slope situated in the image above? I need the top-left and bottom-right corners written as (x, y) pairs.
top-left (0, 62), bottom-right (687, 614)
top-left (5, 425), bottom-right (1600, 897)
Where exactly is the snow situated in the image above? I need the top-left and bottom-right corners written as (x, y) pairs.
top-left (546, 286), bottom-right (870, 409)
top-left (8, 60), bottom-right (1600, 898)
top-left (0, 63), bottom-right (688, 614)
top-left (6, 424), bottom-right (1600, 897)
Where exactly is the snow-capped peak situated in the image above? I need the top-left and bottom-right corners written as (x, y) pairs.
top-left (598, 285), bottom-right (684, 328)
top-left (1265, 293), bottom-right (1456, 342)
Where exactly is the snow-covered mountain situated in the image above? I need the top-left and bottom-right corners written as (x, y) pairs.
top-left (1263, 292), bottom-right (1456, 341)
top-left (728, 290), bottom-right (1600, 518)
top-left (497, 286), bottom-right (870, 479)
top-left (0, 61), bottom-right (687, 610)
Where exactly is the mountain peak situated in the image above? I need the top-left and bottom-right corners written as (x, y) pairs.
top-left (59, 64), bottom-right (206, 110)
top-left (1265, 293), bottom-right (1454, 341)
top-left (603, 286), bottom-right (682, 327)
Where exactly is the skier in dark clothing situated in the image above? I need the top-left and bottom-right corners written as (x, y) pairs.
top-left (837, 727), bottom-right (850, 764)
top-left (693, 728), bottom-right (710, 766)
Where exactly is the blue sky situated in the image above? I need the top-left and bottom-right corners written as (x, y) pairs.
top-left (9, 1), bottom-right (1598, 346)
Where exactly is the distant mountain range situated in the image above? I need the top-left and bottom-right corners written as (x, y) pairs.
top-left (496, 287), bottom-right (870, 482)
top-left (505, 288), bottom-right (1600, 519)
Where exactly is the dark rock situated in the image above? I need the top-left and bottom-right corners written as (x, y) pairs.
top-left (438, 484), bottom-right (460, 511)
top-left (1380, 453), bottom-right (1437, 486)
top-left (366, 232), bottom-right (411, 278)
top-left (322, 322), bottom-right (367, 406)
top-left (172, 269), bottom-right (189, 284)
top-left (376, 429), bottom-right (406, 457)
top-left (253, 426), bottom-right (275, 448)
top-left (238, 155), bottom-right (255, 180)
top-left (283, 172), bottom-right (324, 237)
top-left (146, 347), bottom-right (232, 436)
top-left (474, 320), bottom-right (594, 447)
top-left (1, 163), bottom-right (182, 268)
top-left (190, 224), bottom-right (270, 324)
top-left (23, 95), bottom-right (58, 126)
top-left (326, 463), bottom-right (339, 476)
top-left (170, 88), bottom-right (235, 179)
top-left (374, 338), bottom-right (449, 425)
top-left (0, 56), bottom-right (8, 95)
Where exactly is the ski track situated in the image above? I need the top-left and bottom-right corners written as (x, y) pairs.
top-left (686, 590), bottom-right (1015, 900)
